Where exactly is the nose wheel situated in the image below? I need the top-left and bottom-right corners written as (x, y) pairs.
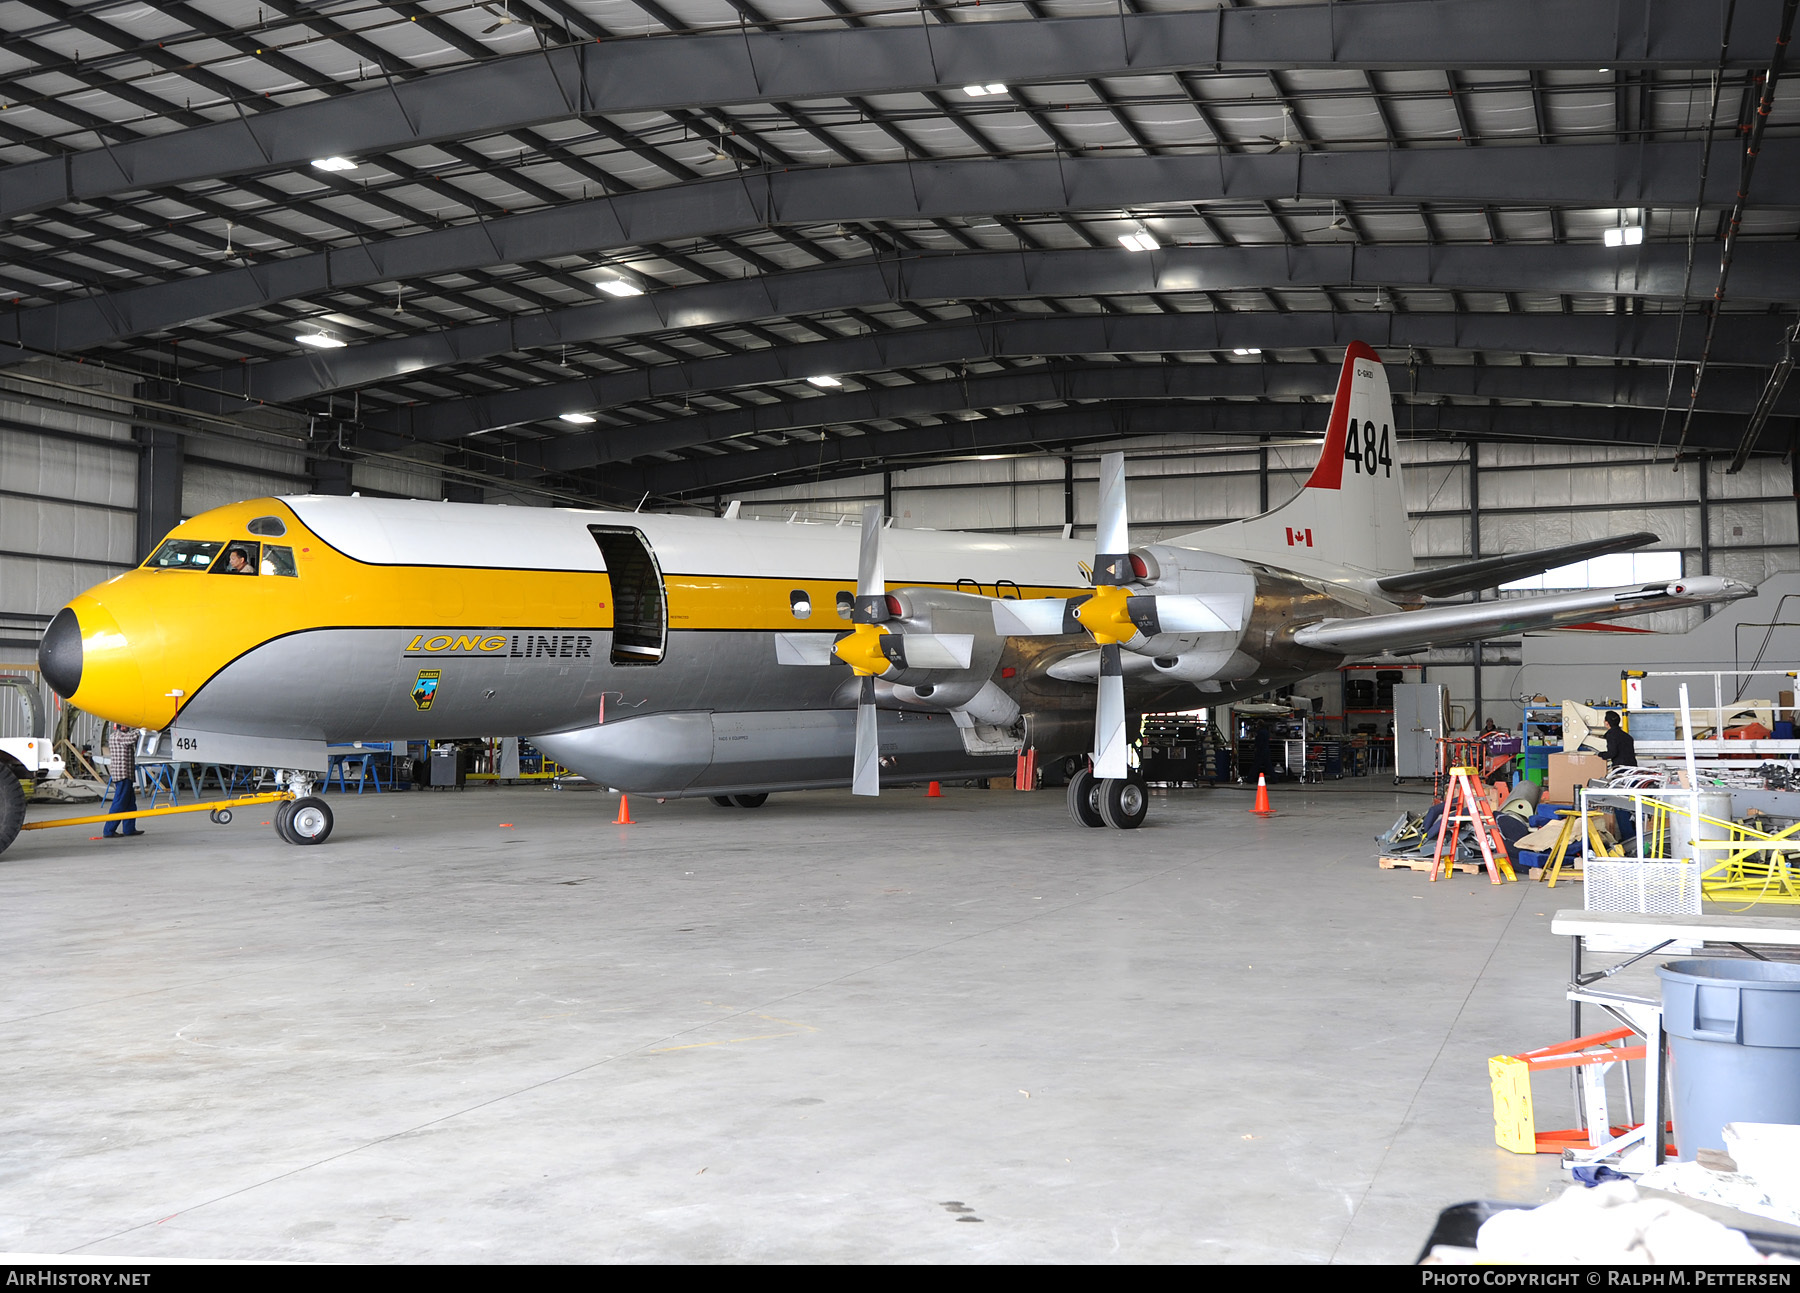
top-left (272, 796), bottom-right (333, 845)
top-left (1067, 768), bottom-right (1147, 830)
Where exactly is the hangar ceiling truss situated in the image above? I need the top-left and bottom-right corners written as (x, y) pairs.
top-left (0, 0), bottom-right (1795, 504)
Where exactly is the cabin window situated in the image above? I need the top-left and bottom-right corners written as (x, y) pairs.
top-left (145, 539), bottom-right (222, 569)
top-left (589, 526), bottom-right (667, 665)
top-left (835, 591), bottom-right (854, 621)
top-left (247, 516), bottom-right (287, 537)
top-left (789, 589), bottom-right (812, 619)
top-left (211, 543), bottom-right (260, 575)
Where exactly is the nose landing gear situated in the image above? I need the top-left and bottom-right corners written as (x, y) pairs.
top-left (271, 772), bottom-right (334, 846)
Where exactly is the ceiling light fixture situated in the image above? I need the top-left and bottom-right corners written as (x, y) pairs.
top-left (1603, 225), bottom-right (1644, 247)
top-left (1118, 231), bottom-right (1159, 252)
top-left (311, 156), bottom-right (357, 172)
top-left (807, 375), bottom-right (843, 388)
top-left (1233, 347), bottom-right (1262, 356)
top-left (963, 83), bottom-right (1008, 97)
top-left (296, 331), bottom-right (347, 349)
top-left (559, 412), bottom-right (597, 424)
top-left (598, 278), bottom-right (645, 297)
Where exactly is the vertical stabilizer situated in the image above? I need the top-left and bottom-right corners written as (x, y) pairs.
top-left (1178, 342), bottom-right (1414, 580)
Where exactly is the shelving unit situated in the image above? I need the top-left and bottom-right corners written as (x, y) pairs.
top-left (1232, 708), bottom-right (1309, 783)
top-left (1336, 663), bottom-right (1425, 729)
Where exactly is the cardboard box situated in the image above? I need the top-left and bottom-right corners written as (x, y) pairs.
top-left (1545, 752), bottom-right (1608, 805)
top-left (1781, 689), bottom-right (1794, 712)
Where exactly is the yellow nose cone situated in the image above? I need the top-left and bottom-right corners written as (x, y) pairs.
top-left (832, 623), bottom-right (890, 677)
top-left (62, 594), bottom-right (171, 729)
top-left (1073, 584), bottom-right (1134, 646)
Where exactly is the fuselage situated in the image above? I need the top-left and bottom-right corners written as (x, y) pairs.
top-left (39, 494), bottom-right (1363, 793)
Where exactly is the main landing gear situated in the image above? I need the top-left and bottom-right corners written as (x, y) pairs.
top-left (1067, 767), bottom-right (1148, 830)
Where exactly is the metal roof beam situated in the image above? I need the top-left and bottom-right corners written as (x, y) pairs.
top-left (1, 0), bottom-right (1779, 220)
top-left (161, 242), bottom-right (1800, 410)
top-left (533, 359), bottom-right (1800, 471)
top-left (13, 141), bottom-right (1793, 357)
top-left (379, 311), bottom-right (1797, 443)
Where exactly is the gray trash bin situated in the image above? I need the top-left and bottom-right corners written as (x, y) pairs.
top-left (1656, 958), bottom-right (1800, 1160)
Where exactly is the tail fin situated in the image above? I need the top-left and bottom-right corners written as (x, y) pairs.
top-left (1177, 342), bottom-right (1414, 580)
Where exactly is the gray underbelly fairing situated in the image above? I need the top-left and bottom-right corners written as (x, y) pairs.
top-left (532, 708), bottom-right (1005, 797)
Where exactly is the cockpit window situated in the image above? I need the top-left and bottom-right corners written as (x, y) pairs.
top-left (260, 545), bottom-right (298, 577)
top-left (211, 543), bottom-right (260, 575)
top-left (146, 539), bottom-right (223, 569)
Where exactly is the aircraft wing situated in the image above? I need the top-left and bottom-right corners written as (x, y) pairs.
top-left (1293, 576), bottom-right (1752, 655)
top-left (1374, 533), bottom-right (1659, 599)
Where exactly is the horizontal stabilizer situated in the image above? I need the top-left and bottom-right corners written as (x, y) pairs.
top-left (1376, 533), bottom-right (1658, 600)
top-left (1294, 576), bottom-right (1753, 655)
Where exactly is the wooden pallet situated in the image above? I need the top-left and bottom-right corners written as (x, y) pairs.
top-left (1378, 854), bottom-right (1482, 875)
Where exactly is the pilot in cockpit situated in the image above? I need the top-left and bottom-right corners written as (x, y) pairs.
top-left (222, 546), bottom-right (255, 574)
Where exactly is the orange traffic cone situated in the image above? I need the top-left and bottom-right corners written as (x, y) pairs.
top-left (1250, 773), bottom-right (1276, 817)
top-left (926, 781), bottom-right (943, 798)
top-left (614, 792), bottom-right (635, 825)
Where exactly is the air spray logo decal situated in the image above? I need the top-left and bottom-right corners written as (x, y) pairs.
top-left (404, 631), bottom-right (593, 659)
top-left (412, 670), bottom-right (441, 711)
top-left (1285, 527), bottom-right (1314, 547)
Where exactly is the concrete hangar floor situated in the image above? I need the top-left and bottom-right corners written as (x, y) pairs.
top-left (1, 780), bottom-right (1571, 1263)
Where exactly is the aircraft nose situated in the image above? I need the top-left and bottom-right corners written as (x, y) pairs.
top-left (38, 606), bottom-right (82, 698)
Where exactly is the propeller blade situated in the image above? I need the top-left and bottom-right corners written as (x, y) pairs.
top-left (1093, 643), bottom-right (1128, 779)
top-left (991, 597), bottom-right (1076, 637)
top-left (774, 632), bottom-right (840, 666)
top-left (852, 675), bottom-right (880, 796)
top-left (1094, 452), bottom-right (1129, 573)
top-left (857, 504), bottom-right (885, 599)
top-left (881, 633), bottom-right (975, 671)
top-left (1125, 593), bottom-right (1243, 636)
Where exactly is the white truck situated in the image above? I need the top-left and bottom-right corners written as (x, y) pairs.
top-left (1, 675), bottom-right (66, 857)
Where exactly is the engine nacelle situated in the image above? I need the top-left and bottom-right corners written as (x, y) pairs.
top-left (873, 587), bottom-right (1010, 704)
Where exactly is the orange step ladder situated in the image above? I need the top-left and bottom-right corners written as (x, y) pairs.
top-left (1430, 766), bottom-right (1516, 885)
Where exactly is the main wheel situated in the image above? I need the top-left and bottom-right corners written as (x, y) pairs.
top-left (1099, 775), bottom-right (1149, 830)
top-left (730, 793), bottom-right (768, 809)
top-left (710, 796), bottom-right (736, 808)
top-left (281, 796), bottom-right (333, 845)
top-left (1066, 767), bottom-right (1104, 828)
top-left (0, 761), bottom-right (23, 858)
top-left (273, 800), bottom-right (295, 841)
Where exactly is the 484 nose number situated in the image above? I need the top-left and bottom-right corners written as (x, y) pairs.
top-left (1344, 419), bottom-right (1393, 477)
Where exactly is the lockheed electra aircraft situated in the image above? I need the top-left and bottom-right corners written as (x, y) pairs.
top-left (32, 343), bottom-right (1752, 843)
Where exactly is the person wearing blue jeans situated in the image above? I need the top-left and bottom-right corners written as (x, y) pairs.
top-left (103, 724), bottom-right (144, 837)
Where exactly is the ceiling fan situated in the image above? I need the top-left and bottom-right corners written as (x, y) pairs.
top-left (1257, 105), bottom-right (1299, 153)
top-left (480, 2), bottom-right (553, 35)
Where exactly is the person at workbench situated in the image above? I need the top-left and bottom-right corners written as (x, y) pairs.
top-left (103, 724), bottom-right (144, 838)
top-left (1602, 711), bottom-right (1637, 769)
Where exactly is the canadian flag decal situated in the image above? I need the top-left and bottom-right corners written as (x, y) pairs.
top-left (1285, 527), bottom-right (1314, 547)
